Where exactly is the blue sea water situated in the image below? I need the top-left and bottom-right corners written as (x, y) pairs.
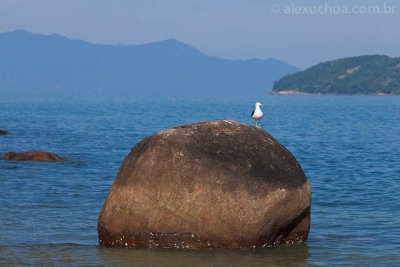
top-left (0, 95), bottom-right (399, 266)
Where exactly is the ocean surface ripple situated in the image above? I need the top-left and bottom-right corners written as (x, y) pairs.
top-left (1, 96), bottom-right (399, 266)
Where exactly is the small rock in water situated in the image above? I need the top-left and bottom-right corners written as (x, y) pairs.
top-left (0, 130), bottom-right (8, 135)
top-left (98, 120), bottom-right (311, 249)
top-left (1, 151), bottom-right (65, 162)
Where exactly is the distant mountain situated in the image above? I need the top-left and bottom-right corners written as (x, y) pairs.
top-left (273, 55), bottom-right (400, 95)
top-left (0, 30), bottom-right (299, 98)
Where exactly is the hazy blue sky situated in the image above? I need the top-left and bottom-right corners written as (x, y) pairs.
top-left (1, 0), bottom-right (399, 68)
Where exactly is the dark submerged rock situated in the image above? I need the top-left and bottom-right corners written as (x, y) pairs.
top-left (0, 130), bottom-right (8, 135)
top-left (1, 151), bottom-right (64, 162)
top-left (98, 120), bottom-right (311, 249)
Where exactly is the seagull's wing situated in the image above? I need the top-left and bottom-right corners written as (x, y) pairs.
top-left (251, 110), bottom-right (254, 116)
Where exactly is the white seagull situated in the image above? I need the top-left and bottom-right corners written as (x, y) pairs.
top-left (251, 102), bottom-right (264, 128)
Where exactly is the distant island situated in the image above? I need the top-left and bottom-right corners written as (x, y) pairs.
top-left (0, 30), bottom-right (299, 98)
top-left (272, 55), bottom-right (400, 95)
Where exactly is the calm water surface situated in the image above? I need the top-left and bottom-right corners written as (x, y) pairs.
top-left (0, 96), bottom-right (399, 266)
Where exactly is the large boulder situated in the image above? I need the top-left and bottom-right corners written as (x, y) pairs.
top-left (98, 120), bottom-right (311, 249)
top-left (1, 151), bottom-right (64, 162)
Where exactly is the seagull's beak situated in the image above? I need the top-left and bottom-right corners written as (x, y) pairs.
top-left (260, 103), bottom-right (264, 106)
